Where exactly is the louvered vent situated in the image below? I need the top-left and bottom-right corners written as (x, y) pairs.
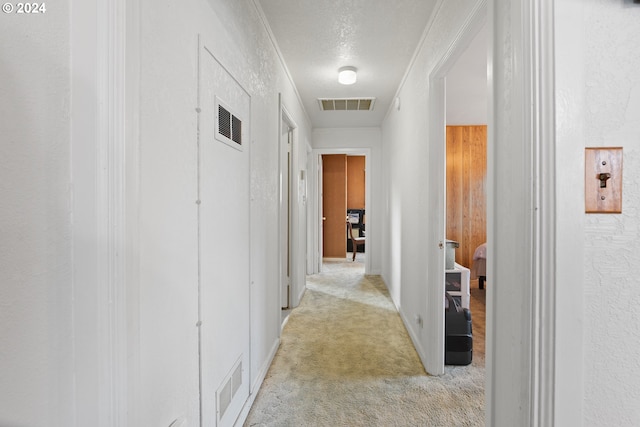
top-left (218, 105), bottom-right (232, 139)
top-left (318, 98), bottom-right (375, 111)
top-left (216, 97), bottom-right (243, 150)
top-left (217, 358), bottom-right (243, 422)
top-left (231, 115), bottom-right (242, 144)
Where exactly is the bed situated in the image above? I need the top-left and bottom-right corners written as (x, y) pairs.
top-left (470, 242), bottom-right (487, 289)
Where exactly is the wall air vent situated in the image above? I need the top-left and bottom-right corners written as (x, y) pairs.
top-left (218, 105), bottom-right (232, 139)
top-left (217, 358), bottom-right (243, 422)
top-left (215, 96), bottom-right (243, 151)
top-left (231, 115), bottom-right (242, 145)
top-left (318, 98), bottom-right (376, 111)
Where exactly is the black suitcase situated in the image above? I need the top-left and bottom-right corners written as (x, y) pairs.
top-left (445, 292), bottom-right (473, 365)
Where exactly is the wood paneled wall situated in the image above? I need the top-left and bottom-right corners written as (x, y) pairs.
top-left (347, 156), bottom-right (366, 209)
top-left (446, 125), bottom-right (487, 269)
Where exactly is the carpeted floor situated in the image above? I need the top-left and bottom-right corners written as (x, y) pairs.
top-left (245, 258), bottom-right (485, 426)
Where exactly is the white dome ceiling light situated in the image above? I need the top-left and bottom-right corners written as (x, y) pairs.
top-left (338, 66), bottom-right (357, 85)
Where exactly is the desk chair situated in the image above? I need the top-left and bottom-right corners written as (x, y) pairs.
top-left (347, 221), bottom-right (366, 261)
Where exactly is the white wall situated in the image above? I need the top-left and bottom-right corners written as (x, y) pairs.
top-left (0, 5), bottom-right (74, 426)
top-left (555, 0), bottom-right (640, 424)
top-left (445, 23), bottom-right (488, 125)
top-left (137, 0), bottom-right (311, 425)
top-left (380, 0), bottom-right (483, 371)
top-left (312, 127), bottom-right (382, 274)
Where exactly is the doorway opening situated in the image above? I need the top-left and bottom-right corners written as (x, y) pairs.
top-left (321, 154), bottom-right (366, 263)
top-left (311, 148), bottom-right (372, 275)
top-left (423, 5), bottom-right (487, 377)
top-left (444, 22), bottom-right (488, 370)
top-left (280, 113), bottom-right (294, 311)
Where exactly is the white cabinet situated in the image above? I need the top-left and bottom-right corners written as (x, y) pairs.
top-left (445, 263), bottom-right (470, 309)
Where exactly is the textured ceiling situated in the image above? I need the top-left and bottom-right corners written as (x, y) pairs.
top-left (256, 0), bottom-right (438, 128)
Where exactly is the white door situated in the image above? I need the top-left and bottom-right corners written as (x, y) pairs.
top-left (198, 41), bottom-right (251, 426)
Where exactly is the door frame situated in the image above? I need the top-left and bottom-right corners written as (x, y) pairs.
top-left (488, 0), bottom-right (557, 424)
top-left (425, 0), bottom-right (487, 376)
top-left (425, 0), bottom-right (557, 424)
top-left (310, 148), bottom-right (371, 274)
top-left (70, 0), bottom-right (135, 424)
top-left (279, 96), bottom-right (298, 311)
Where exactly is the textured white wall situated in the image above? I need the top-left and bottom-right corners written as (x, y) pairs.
top-left (312, 127), bottom-right (383, 274)
top-left (557, 1), bottom-right (640, 424)
top-left (138, 1), bottom-right (201, 423)
top-left (0, 4), bottom-right (73, 426)
top-left (137, 0), bottom-right (311, 424)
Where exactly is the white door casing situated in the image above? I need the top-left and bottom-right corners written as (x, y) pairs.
top-left (280, 114), bottom-right (292, 309)
top-left (279, 101), bottom-right (297, 310)
top-left (424, 0), bottom-right (487, 376)
top-left (311, 148), bottom-right (372, 274)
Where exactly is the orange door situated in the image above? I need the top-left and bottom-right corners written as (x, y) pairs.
top-left (322, 154), bottom-right (347, 257)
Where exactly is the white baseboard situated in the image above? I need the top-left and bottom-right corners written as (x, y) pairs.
top-left (387, 282), bottom-right (429, 374)
top-left (296, 286), bottom-right (306, 306)
top-left (281, 312), bottom-right (290, 332)
top-left (397, 307), bottom-right (428, 372)
top-left (234, 338), bottom-right (280, 427)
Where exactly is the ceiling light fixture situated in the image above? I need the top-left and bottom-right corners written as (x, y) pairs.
top-left (338, 66), bottom-right (357, 85)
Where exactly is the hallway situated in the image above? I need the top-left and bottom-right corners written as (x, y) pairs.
top-left (5, 0), bottom-right (640, 424)
top-left (245, 260), bottom-right (485, 426)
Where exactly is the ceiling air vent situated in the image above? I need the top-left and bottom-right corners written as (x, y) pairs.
top-left (318, 98), bottom-right (376, 111)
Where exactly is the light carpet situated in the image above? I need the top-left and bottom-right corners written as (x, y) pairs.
top-left (245, 259), bottom-right (485, 426)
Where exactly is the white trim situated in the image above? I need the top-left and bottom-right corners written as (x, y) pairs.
top-left (431, 1), bottom-right (487, 77)
top-left (424, 73), bottom-right (446, 375)
top-left (252, 0), bottom-right (313, 128)
top-left (196, 33), bottom-right (204, 427)
top-left (124, 0), bottom-right (141, 425)
top-left (396, 300), bottom-right (428, 373)
top-left (70, 0), bottom-right (130, 424)
top-left (527, 0), bottom-right (556, 424)
top-left (97, 0), bottom-right (129, 424)
top-left (424, 0), bottom-right (487, 377)
top-left (383, 0), bottom-right (445, 123)
top-left (311, 148), bottom-right (373, 275)
top-left (314, 153), bottom-right (322, 274)
top-left (296, 286), bottom-right (307, 308)
top-left (305, 142), bottom-right (315, 275)
top-left (278, 97), bottom-right (299, 311)
top-left (487, 0), bottom-right (556, 424)
top-left (235, 338), bottom-right (280, 427)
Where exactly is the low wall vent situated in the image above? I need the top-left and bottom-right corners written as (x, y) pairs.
top-left (217, 357), bottom-right (243, 422)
